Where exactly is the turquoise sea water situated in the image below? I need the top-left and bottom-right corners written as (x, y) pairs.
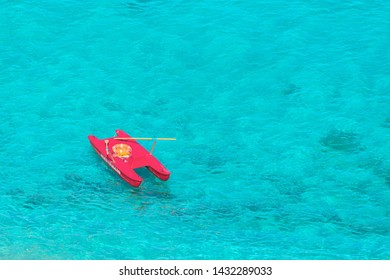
top-left (1, 0), bottom-right (389, 259)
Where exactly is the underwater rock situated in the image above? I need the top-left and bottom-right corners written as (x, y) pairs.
top-left (384, 175), bottom-right (390, 186)
top-left (320, 130), bottom-right (361, 152)
top-left (126, 0), bottom-right (164, 12)
top-left (64, 173), bottom-right (83, 182)
top-left (103, 101), bottom-right (123, 112)
top-left (24, 194), bottom-right (50, 209)
top-left (381, 117), bottom-right (390, 128)
top-left (361, 158), bottom-right (390, 187)
top-left (259, 174), bottom-right (304, 201)
top-left (5, 188), bottom-right (24, 197)
top-left (127, 2), bottom-right (145, 12)
top-left (348, 221), bottom-right (390, 236)
top-left (282, 83), bottom-right (301, 95)
top-left (183, 145), bottom-right (225, 171)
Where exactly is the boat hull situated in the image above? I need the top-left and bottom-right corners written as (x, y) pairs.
top-left (88, 130), bottom-right (171, 187)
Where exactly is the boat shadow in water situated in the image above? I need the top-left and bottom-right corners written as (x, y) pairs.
top-left (129, 168), bottom-right (174, 199)
top-left (62, 173), bottom-right (107, 193)
top-left (61, 170), bottom-right (173, 210)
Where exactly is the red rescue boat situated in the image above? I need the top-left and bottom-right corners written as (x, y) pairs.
top-left (88, 129), bottom-right (173, 187)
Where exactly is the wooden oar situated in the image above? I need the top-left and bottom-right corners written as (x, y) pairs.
top-left (104, 140), bottom-right (109, 155)
top-left (149, 139), bottom-right (157, 155)
top-left (114, 137), bottom-right (176, 141)
top-left (104, 139), bottom-right (115, 163)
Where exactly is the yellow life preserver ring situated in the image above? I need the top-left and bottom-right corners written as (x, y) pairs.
top-left (112, 143), bottom-right (132, 158)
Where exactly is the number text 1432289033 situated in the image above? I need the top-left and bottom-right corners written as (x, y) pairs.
top-left (212, 266), bottom-right (272, 276)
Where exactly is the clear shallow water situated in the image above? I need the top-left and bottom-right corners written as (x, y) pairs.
top-left (0, 0), bottom-right (389, 259)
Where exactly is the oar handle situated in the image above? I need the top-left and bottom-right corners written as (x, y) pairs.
top-left (104, 140), bottom-right (109, 154)
top-left (104, 139), bottom-right (115, 163)
top-left (114, 137), bottom-right (176, 141)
